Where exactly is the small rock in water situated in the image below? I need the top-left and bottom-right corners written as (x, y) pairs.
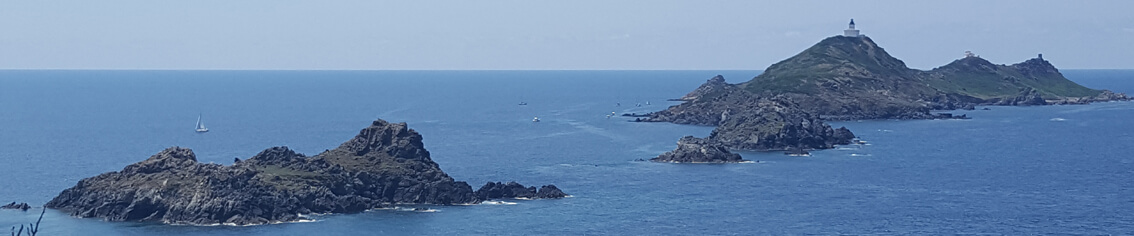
top-left (475, 182), bottom-right (569, 199)
top-left (1, 202), bottom-right (31, 211)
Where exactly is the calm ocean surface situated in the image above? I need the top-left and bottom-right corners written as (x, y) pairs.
top-left (1, 70), bottom-right (1133, 235)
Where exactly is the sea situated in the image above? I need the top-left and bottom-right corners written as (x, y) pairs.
top-left (1, 70), bottom-right (1133, 235)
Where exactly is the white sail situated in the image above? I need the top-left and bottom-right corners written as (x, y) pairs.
top-left (196, 114), bottom-right (209, 132)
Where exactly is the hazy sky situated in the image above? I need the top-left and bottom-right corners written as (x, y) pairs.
top-left (2, 0), bottom-right (1132, 70)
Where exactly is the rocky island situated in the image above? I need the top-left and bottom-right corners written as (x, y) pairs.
top-left (651, 136), bottom-right (744, 163)
top-left (474, 182), bottom-right (568, 199)
top-left (643, 24), bottom-right (1127, 162)
top-left (46, 119), bottom-right (567, 226)
top-left (644, 74), bottom-right (857, 162)
top-left (1, 202), bottom-right (31, 211)
top-left (650, 35), bottom-right (1128, 123)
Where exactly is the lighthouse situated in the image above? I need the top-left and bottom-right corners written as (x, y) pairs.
top-left (844, 19), bottom-right (861, 37)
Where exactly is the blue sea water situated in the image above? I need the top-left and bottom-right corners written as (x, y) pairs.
top-left (1, 70), bottom-right (1133, 235)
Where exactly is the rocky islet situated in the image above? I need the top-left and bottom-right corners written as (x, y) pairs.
top-left (45, 119), bottom-right (567, 226)
top-left (1, 202), bottom-right (31, 211)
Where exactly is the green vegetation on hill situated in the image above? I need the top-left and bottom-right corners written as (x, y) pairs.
top-left (743, 36), bottom-right (928, 95)
top-left (928, 57), bottom-right (1099, 99)
top-left (730, 35), bottom-right (1109, 119)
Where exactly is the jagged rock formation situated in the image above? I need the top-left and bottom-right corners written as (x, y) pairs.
top-left (708, 100), bottom-right (856, 150)
top-left (46, 119), bottom-right (565, 225)
top-left (642, 81), bottom-right (748, 126)
top-left (651, 136), bottom-right (743, 163)
top-left (987, 88), bottom-right (1047, 106)
top-left (1, 202), bottom-right (31, 211)
top-left (474, 182), bottom-right (567, 200)
top-left (641, 78), bottom-right (857, 152)
top-left (678, 75), bottom-right (733, 101)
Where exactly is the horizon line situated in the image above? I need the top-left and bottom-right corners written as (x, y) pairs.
top-left (1, 68), bottom-right (1132, 71)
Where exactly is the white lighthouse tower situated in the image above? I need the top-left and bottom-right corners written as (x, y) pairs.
top-left (844, 19), bottom-right (861, 37)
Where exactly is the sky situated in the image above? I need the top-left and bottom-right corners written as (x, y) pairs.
top-left (1, 0), bottom-right (1132, 70)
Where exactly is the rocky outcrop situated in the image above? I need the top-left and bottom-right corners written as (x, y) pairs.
top-left (651, 136), bottom-right (743, 163)
top-left (678, 75), bottom-right (734, 101)
top-left (1049, 90), bottom-right (1131, 105)
top-left (46, 119), bottom-right (565, 226)
top-left (989, 88), bottom-right (1047, 106)
top-left (1094, 90), bottom-right (1130, 101)
top-left (927, 93), bottom-right (980, 110)
top-left (1, 202), bottom-right (31, 211)
top-left (642, 85), bottom-right (857, 152)
top-left (708, 99), bottom-right (856, 151)
top-left (474, 182), bottom-right (568, 200)
top-left (641, 86), bottom-right (755, 126)
top-left (534, 185), bottom-right (567, 199)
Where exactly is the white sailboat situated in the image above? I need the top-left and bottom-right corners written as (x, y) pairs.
top-left (195, 114), bottom-right (209, 133)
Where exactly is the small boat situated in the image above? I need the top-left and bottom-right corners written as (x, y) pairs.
top-left (195, 114), bottom-right (209, 133)
top-left (532, 117), bottom-right (541, 122)
top-left (518, 102), bottom-right (527, 105)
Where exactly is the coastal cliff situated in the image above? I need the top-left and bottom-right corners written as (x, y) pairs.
top-left (46, 119), bottom-right (566, 225)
